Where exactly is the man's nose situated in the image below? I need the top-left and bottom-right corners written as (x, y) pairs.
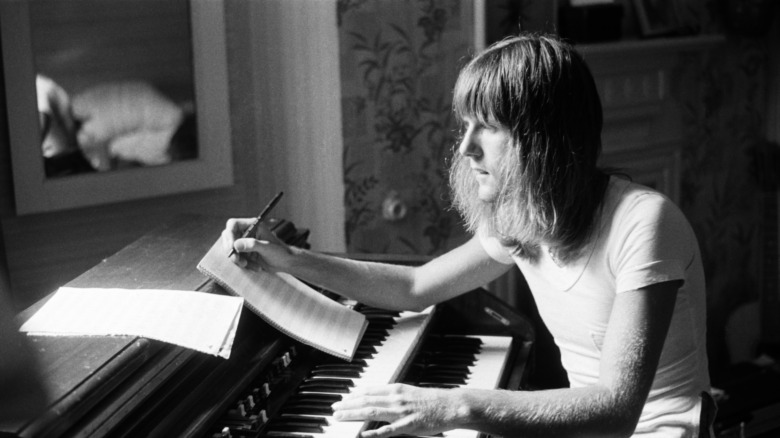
top-left (458, 128), bottom-right (481, 158)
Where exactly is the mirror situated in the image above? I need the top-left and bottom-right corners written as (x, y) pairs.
top-left (1, 0), bottom-right (233, 214)
top-left (31, 0), bottom-right (198, 178)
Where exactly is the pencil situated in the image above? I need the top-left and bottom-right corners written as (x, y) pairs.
top-left (228, 191), bottom-right (284, 258)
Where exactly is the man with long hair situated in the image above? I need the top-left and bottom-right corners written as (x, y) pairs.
top-left (223, 33), bottom-right (713, 437)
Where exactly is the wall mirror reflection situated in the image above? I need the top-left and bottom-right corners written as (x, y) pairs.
top-left (31, 0), bottom-right (198, 179)
top-left (1, 0), bottom-right (232, 215)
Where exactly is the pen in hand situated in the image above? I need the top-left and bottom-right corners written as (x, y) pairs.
top-left (228, 191), bottom-right (284, 258)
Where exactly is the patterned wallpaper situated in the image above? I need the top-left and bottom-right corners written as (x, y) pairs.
top-left (338, 0), bottom-right (473, 255)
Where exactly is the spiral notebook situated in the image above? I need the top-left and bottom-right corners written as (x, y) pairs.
top-left (197, 239), bottom-right (367, 361)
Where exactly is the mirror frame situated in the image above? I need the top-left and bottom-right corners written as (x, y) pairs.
top-left (0, 0), bottom-right (233, 215)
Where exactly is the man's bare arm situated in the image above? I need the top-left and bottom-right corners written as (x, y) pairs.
top-left (223, 220), bottom-right (512, 311)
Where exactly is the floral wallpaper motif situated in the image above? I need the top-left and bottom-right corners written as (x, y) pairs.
top-left (338, 0), bottom-right (474, 255)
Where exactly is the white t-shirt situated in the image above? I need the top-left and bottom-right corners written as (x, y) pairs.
top-left (479, 176), bottom-right (711, 437)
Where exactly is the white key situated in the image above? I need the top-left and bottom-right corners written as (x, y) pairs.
top-left (276, 307), bottom-right (435, 438)
top-left (441, 335), bottom-right (513, 438)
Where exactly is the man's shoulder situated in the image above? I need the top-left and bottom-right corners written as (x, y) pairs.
top-left (602, 176), bottom-right (694, 248)
top-left (605, 176), bottom-right (677, 218)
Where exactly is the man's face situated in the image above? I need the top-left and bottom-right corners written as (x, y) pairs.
top-left (457, 117), bottom-right (512, 202)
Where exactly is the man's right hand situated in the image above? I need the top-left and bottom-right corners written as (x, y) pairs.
top-left (221, 218), bottom-right (292, 271)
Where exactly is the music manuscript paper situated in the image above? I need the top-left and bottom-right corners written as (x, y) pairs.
top-left (197, 239), bottom-right (368, 361)
top-left (19, 287), bottom-right (243, 359)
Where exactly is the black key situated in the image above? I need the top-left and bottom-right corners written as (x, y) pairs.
top-left (281, 404), bottom-right (333, 415)
top-left (289, 392), bottom-right (342, 401)
top-left (298, 379), bottom-right (354, 393)
top-left (264, 421), bottom-right (323, 433)
top-left (265, 433), bottom-right (314, 438)
top-left (310, 368), bottom-right (362, 378)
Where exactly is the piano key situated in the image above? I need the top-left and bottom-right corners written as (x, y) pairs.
top-left (265, 433), bottom-right (315, 438)
top-left (264, 421), bottom-right (324, 433)
top-left (288, 393), bottom-right (342, 403)
top-left (297, 382), bottom-right (353, 394)
top-left (365, 335), bottom-right (513, 438)
top-left (457, 336), bottom-right (513, 390)
top-left (310, 368), bottom-right (362, 378)
top-left (276, 414), bottom-right (329, 425)
top-left (261, 307), bottom-right (435, 438)
top-left (281, 404), bottom-right (334, 416)
top-left (312, 363), bottom-right (365, 371)
top-left (430, 335), bottom-right (513, 438)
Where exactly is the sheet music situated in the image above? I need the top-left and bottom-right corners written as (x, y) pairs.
top-left (19, 287), bottom-right (243, 359)
top-left (197, 239), bottom-right (367, 361)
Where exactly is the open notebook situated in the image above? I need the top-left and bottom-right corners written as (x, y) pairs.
top-left (197, 239), bottom-right (367, 361)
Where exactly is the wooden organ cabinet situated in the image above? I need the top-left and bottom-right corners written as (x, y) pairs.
top-left (4, 216), bottom-right (535, 437)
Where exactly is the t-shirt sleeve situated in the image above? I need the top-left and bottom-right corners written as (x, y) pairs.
top-left (477, 225), bottom-right (515, 265)
top-left (610, 192), bottom-right (695, 294)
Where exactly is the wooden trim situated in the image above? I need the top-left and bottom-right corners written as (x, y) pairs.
top-left (247, 0), bottom-right (345, 253)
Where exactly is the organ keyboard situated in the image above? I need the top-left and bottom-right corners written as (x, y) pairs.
top-left (7, 216), bottom-right (534, 438)
top-left (209, 305), bottom-right (517, 438)
top-left (402, 335), bottom-right (514, 438)
top-left (252, 307), bottom-right (435, 438)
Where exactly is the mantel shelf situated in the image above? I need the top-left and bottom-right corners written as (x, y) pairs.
top-left (576, 34), bottom-right (726, 58)
top-left (579, 35), bottom-right (728, 206)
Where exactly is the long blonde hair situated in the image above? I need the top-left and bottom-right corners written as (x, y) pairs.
top-left (449, 34), bottom-right (608, 263)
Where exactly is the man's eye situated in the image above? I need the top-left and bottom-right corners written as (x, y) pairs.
top-left (483, 122), bottom-right (500, 132)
